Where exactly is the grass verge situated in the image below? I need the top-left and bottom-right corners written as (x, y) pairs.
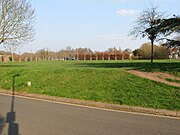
top-left (0, 60), bottom-right (179, 111)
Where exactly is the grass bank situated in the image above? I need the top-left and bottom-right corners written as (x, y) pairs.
top-left (0, 60), bottom-right (179, 110)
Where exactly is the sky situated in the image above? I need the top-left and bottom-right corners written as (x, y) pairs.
top-left (17, 0), bottom-right (180, 53)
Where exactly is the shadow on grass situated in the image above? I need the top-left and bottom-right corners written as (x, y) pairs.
top-left (0, 65), bottom-right (26, 68)
top-left (77, 61), bottom-right (180, 73)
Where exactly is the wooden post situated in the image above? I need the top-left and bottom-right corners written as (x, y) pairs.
top-left (84, 54), bottom-right (86, 61)
top-left (90, 54), bottom-right (92, 61)
top-left (115, 54), bottom-right (117, 60)
top-left (108, 54), bottom-right (110, 60)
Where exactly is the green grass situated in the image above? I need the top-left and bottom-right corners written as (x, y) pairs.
top-left (77, 59), bottom-right (180, 77)
top-left (0, 60), bottom-right (179, 111)
top-left (165, 78), bottom-right (180, 84)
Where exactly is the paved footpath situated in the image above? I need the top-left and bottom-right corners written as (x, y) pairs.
top-left (0, 94), bottom-right (180, 135)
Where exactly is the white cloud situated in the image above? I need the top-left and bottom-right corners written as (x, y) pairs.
top-left (116, 9), bottom-right (138, 16)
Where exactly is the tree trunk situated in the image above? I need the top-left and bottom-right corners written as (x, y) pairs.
top-left (151, 39), bottom-right (154, 63)
top-left (11, 51), bottom-right (14, 62)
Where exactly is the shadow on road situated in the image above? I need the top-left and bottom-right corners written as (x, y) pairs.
top-left (6, 74), bottom-right (20, 135)
top-left (0, 114), bottom-right (5, 134)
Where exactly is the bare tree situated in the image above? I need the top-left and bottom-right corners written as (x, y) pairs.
top-left (0, 0), bottom-right (35, 45)
top-left (130, 6), bottom-right (163, 63)
top-left (4, 41), bottom-right (19, 62)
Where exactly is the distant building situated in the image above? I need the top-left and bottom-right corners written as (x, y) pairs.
top-left (75, 52), bottom-right (130, 60)
top-left (169, 47), bottom-right (180, 59)
top-left (0, 55), bottom-right (11, 62)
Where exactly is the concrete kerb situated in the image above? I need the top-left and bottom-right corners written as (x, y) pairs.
top-left (0, 89), bottom-right (179, 118)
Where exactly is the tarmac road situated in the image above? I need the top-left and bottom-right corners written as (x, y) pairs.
top-left (0, 94), bottom-right (180, 135)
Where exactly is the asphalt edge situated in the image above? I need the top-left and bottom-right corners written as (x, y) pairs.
top-left (0, 89), bottom-right (179, 118)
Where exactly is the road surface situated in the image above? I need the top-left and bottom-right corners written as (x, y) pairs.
top-left (0, 94), bottom-right (180, 135)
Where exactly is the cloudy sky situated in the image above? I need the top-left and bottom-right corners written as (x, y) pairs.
top-left (19, 0), bottom-right (180, 53)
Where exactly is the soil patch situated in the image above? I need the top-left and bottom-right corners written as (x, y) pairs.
top-left (128, 70), bottom-right (180, 87)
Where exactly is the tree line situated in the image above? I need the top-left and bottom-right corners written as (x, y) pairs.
top-left (0, 47), bottom-right (131, 61)
top-left (132, 43), bottom-right (170, 60)
top-left (0, 43), bottom-right (174, 62)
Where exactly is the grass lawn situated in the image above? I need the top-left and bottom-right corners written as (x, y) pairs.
top-left (0, 60), bottom-right (179, 111)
